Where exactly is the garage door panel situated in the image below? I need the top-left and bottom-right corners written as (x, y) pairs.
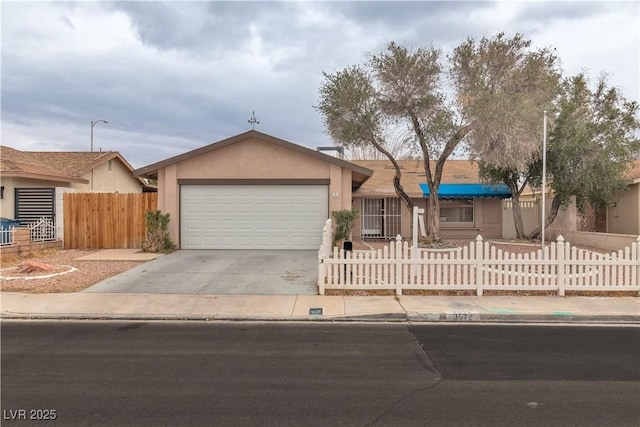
top-left (181, 185), bottom-right (328, 249)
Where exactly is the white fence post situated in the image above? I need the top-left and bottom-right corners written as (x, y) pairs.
top-left (394, 241), bottom-right (402, 295)
top-left (557, 235), bottom-right (566, 296)
top-left (634, 237), bottom-right (640, 290)
top-left (317, 249), bottom-right (325, 295)
top-left (475, 234), bottom-right (484, 296)
top-left (321, 218), bottom-right (333, 259)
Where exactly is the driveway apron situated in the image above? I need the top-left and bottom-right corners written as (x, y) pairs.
top-left (83, 250), bottom-right (318, 295)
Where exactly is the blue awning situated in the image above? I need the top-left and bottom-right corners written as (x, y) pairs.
top-left (419, 183), bottom-right (512, 199)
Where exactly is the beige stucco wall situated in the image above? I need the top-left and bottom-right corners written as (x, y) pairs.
top-left (352, 196), bottom-right (503, 241)
top-left (608, 183), bottom-right (640, 235)
top-left (75, 160), bottom-right (142, 193)
top-left (156, 137), bottom-right (354, 244)
top-left (1, 176), bottom-right (16, 218)
top-left (0, 177), bottom-right (72, 219)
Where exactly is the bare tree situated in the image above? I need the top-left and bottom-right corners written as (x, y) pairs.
top-left (345, 128), bottom-right (415, 160)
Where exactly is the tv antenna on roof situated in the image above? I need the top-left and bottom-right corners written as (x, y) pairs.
top-left (248, 111), bottom-right (260, 130)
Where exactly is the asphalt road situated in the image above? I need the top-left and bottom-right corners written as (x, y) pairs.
top-left (2, 322), bottom-right (639, 427)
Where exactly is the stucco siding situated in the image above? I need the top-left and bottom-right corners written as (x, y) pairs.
top-left (608, 183), bottom-right (640, 235)
top-left (353, 196), bottom-right (503, 241)
top-left (479, 199), bottom-right (502, 238)
top-left (0, 177), bottom-right (15, 218)
top-left (156, 136), bottom-right (357, 246)
top-left (76, 160), bottom-right (142, 193)
top-left (0, 177), bottom-right (70, 219)
top-left (176, 137), bottom-right (330, 179)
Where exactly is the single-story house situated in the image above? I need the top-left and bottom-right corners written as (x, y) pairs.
top-left (607, 159), bottom-right (640, 235)
top-left (134, 130), bottom-right (514, 249)
top-left (0, 146), bottom-right (151, 225)
top-left (134, 130), bottom-right (372, 250)
top-left (351, 160), bottom-right (510, 240)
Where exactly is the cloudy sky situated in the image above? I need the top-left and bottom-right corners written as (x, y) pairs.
top-left (2, 1), bottom-right (638, 169)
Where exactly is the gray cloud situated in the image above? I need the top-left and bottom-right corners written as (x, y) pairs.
top-left (2, 1), bottom-right (637, 169)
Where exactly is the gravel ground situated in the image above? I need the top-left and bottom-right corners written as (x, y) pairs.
top-left (1, 249), bottom-right (145, 294)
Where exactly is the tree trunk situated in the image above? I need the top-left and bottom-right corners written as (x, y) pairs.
top-left (426, 195), bottom-right (440, 242)
top-left (529, 196), bottom-right (562, 239)
top-left (369, 138), bottom-right (414, 236)
top-left (510, 192), bottom-right (526, 240)
top-left (407, 113), bottom-right (473, 243)
top-left (392, 173), bottom-right (413, 214)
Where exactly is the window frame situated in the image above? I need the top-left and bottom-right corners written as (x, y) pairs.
top-left (439, 198), bottom-right (474, 227)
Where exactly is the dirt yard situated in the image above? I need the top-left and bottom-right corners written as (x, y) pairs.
top-left (1, 249), bottom-right (145, 294)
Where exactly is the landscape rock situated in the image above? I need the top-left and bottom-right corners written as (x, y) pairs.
top-left (17, 261), bottom-right (56, 274)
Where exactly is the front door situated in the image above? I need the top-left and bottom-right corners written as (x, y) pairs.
top-left (361, 198), bottom-right (401, 239)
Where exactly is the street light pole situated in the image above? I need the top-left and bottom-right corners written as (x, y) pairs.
top-left (90, 119), bottom-right (108, 152)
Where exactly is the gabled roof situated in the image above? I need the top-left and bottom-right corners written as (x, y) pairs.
top-left (133, 130), bottom-right (373, 185)
top-left (351, 159), bottom-right (483, 197)
top-left (0, 145), bottom-right (147, 188)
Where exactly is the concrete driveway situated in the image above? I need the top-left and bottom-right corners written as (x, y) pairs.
top-left (83, 250), bottom-right (318, 295)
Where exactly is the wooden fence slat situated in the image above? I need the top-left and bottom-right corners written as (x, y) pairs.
top-left (63, 192), bottom-right (158, 249)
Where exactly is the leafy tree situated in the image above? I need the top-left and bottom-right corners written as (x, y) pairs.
top-left (530, 73), bottom-right (640, 238)
top-left (317, 43), bottom-right (469, 241)
top-left (316, 62), bottom-right (415, 219)
top-left (317, 34), bottom-right (560, 241)
top-left (450, 33), bottom-right (560, 239)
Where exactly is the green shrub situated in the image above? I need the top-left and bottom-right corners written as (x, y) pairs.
top-left (142, 210), bottom-right (174, 253)
top-left (332, 209), bottom-right (359, 246)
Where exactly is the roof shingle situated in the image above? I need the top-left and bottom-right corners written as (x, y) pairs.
top-left (351, 159), bottom-right (481, 197)
top-left (0, 146), bottom-right (137, 185)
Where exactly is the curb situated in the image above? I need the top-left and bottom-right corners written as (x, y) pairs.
top-left (406, 312), bottom-right (640, 324)
top-left (2, 312), bottom-right (639, 324)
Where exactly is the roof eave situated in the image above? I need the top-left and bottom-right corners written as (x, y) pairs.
top-left (1, 171), bottom-right (89, 184)
top-left (133, 130), bottom-right (374, 178)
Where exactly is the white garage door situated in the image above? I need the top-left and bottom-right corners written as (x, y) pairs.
top-left (181, 185), bottom-right (328, 249)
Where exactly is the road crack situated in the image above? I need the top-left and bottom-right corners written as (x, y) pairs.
top-left (364, 327), bottom-right (444, 426)
top-left (364, 381), bottom-right (440, 426)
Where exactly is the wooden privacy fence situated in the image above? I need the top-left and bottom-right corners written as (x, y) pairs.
top-left (64, 192), bottom-right (157, 249)
top-left (318, 235), bottom-right (640, 296)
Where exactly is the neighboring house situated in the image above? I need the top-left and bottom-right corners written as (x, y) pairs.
top-left (607, 159), bottom-right (640, 235)
top-left (0, 146), bottom-right (150, 228)
top-left (351, 160), bottom-right (510, 240)
top-left (133, 130), bottom-right (372, 250)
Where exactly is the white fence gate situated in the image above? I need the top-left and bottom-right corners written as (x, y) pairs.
top-left (318, 235), bottom-right (640, 295)
top-left (28, 217), bottom-right (57, 242)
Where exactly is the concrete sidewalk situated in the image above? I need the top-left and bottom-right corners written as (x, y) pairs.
top-left (1, 292), bottom-right (638, 323)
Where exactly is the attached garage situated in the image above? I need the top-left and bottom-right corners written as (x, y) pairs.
top-left (180, 184), bottom-right (328, 249)
top-left (134, 131), bottom-right (372, 250)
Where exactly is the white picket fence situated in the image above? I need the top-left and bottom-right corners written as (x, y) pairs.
top-left (318, 235), bottom-right (640, 295)
top-left (0, 227), bottom-right (15, 246)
